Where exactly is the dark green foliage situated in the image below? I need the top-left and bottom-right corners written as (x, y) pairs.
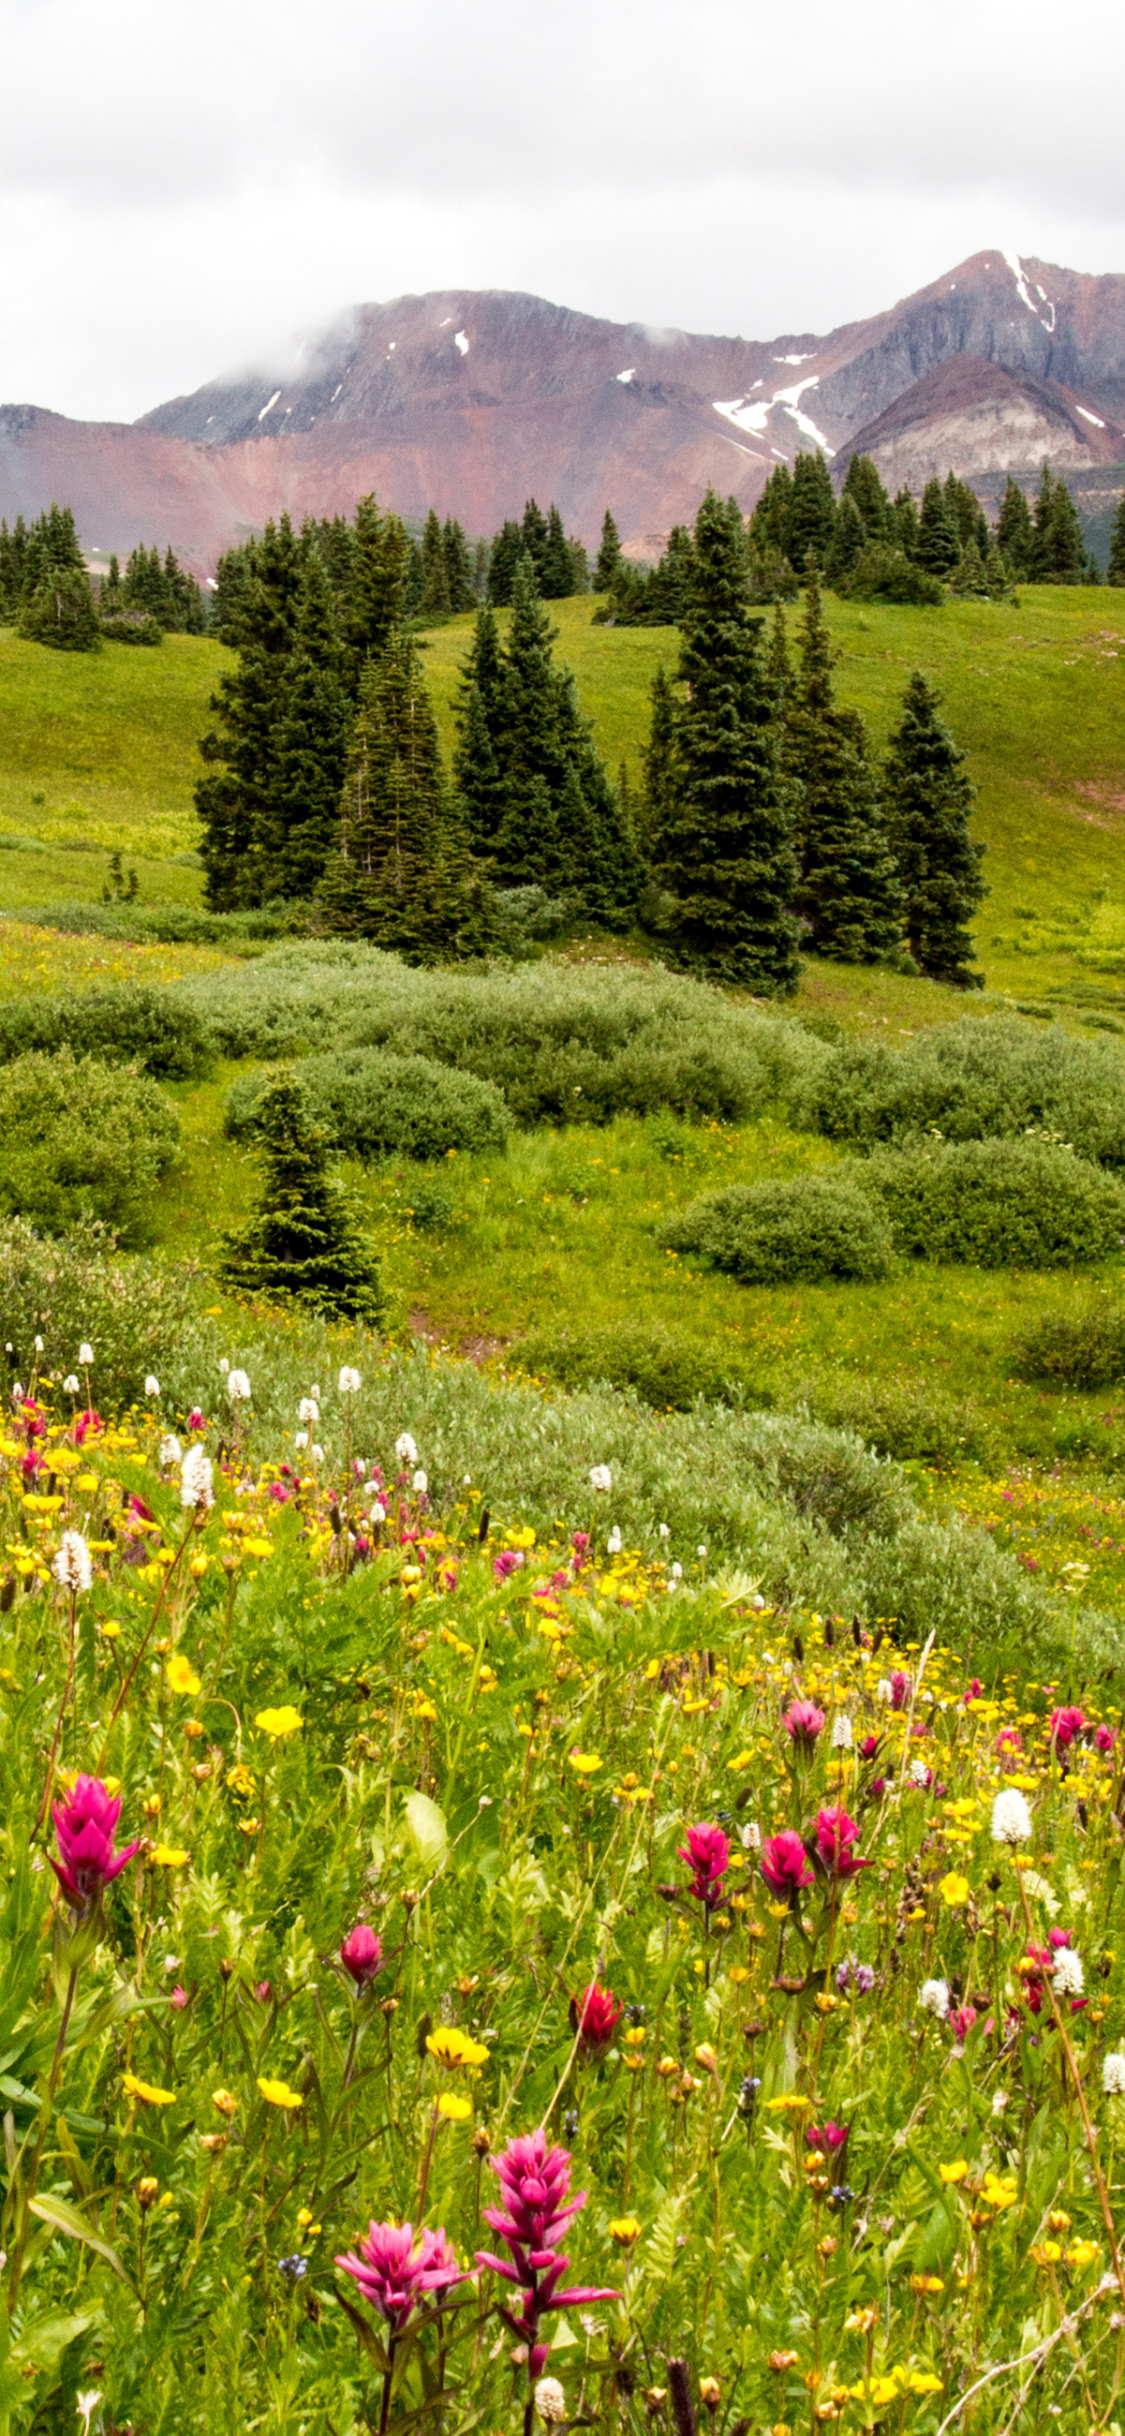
top-left (0, 1048), bottom-right (179, 1241)
top-left (0, 517), bottom-right (29, 622)
top-left (487, 520), bottom-right (525, 606)
top-left (209, 540), bottom-right (257, 642)
top-left (652, 488), bottom-right (800, 990)
top-left (916, 479), bottom-right (961, 577)
top-left (891, 489), bottom-right (921, 559)
top-left (118, 541), bottom-right (205, 632)
top-left (591, 525), bottom-right (696, 627)
top-left (517, 1320), bottom-right (771, 1411)
top-left (218, 1074), bottom-right (386, 1323)
top-left (0, 983), bottom-right (209, 1079)
top-left (664, 1172), bottom-right (894, 1284)
top-left (826, 491), bottom-right (867, 581)
top-left (949, 538), bottom-right (990, 597)
top-left (345, 493), bottom-right (409, 687)
top-left (840, 544), bottom-right (944, 605)
top-left (224, 1047), bottom-right (510, 1162)
top-left (1031, 465), bottom-right (1087, 583)
top-left (864, 1135), bottom-right (1125, 1268)
top-left (841, 455), bottom-right (892, 541)
top-left (881, 672), bottom-right (985, 985)
top-left (746, 544), bottom-right (799, 604)
top-left (540, 505), bottom-right (575, 599)
top-left (750, 463), bottom-right (794, 557)
top-left (520, 499), bottom-right (550, 585)
top-left (639, 664), bottom-right (678, 858)
top-left (259, 553), bottom-right (351, 901)
top-left (786, 452), bottom-right (837, 571)
top-left (943, 470), bottom-right (984, 551)
top-left (319, 631), bottom-right (486, 958)
top-left (1008, 1299), bottom-right (1125, 1389)
top-left (0, 1216), bottom-right (196, 1414)
top-left (802, 1370), bottom-right (997, 1470)
top-left (802, 1013), bottom-right (1125, 1167)
top-left (452, 606), bottom-right (507, 856)
top-left (594, 509), bottom-right (623, 592)
top-left (1108, 493), bottom-right (1125, 587)
top-left (17, 502), bottom-right (99, 651)
top-left (442, 518), bottom-right (476, 613)
top-left (101, 611), bottom-right (163, 645)
top-left (997, 478), bottom-right (1035, 577)
top-left (782, 564), bottom-right (904, 962)
top-left (195, 513), bottom-right (305, 908)
top-left (420, 509), bottom-right (451, 614)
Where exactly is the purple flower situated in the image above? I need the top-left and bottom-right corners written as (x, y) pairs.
top-left (336, 2220), bottom-right (463, 2331)
top-left (783, 1700), bottom-right (825, 1748)
top-left (51, 1775), bottom-right (141, 1913)
top-left (493, 1550), bottom-right (524, 1582)
top-left (340, 1923), bottom-right (383, 1989)
top-left (476, 2130), bottom-right (618, 2380)
top-left (760, 1830), bottom-right (814, 1899)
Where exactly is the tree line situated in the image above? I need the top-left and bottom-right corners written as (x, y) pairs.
top-left (0, 506), bottom-right (205, 647)
top-left (195, 484), bottom-right (984, 992)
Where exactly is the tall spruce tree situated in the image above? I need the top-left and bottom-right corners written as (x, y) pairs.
top-left (652, 487), bottom-right (799, 989)
top-left (319, 631), bottom-right (485, 957)
top-left (997, 478), bottom-right (1035, 576)
top-left (782, 562), bottom-right (903, 963)
top-left (826, 491), bottom-right (866, 582)
top-left (892, 489), bottom-right (921, 559)
top-left (639, 664), bottom-right (678, 860)
top-left (195, 513), bottom-right (306, 907)
top-left (519, 500), bottom-right (550, 586)
top-left (750, 462), bottom-right (794, 558)
top-left (218, 1074), bottom-right (386, 1324)
top-left (1031, 466), bottom-right (1087, 582)
top-left (787, 452), bottom-right (837, 572)
top-left (344, 494), bottom-right (408, 691)
top-left (452, 606), bottom-right (508, 855)
top-left (541, 504), bottom-right (574, 599)
top-left (842, 454), bottom-right (892, 540)
top-left (944, 470), bottom-right (984, 551)
top-left (442, 518), bottom-right (475, 611)
top-left (595, 510), bottom-right (623, 592)
top-left (917, 479), bottom-right (962, 577)
top-left (1108, 491), bottom-right (1125, 586)
top-left (882, 671), bottom-right (985, 986)
top-left (259, 552), bottom-right (351, 901)
top-left (420, 509), bottom-right (451, 614)
top-left (487, 519), bottom-right (525, 605)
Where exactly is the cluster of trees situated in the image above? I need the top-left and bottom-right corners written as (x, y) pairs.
top-left (639, 493), bottom-right (984, 991)
top-left (211, 494), bottom-right (588, 639)
top-left (743, 452), bottom-right (1097, 604)
top-left (0, 506), bottom-right (205, 649)
top-left (197, 482), bottom-right (984, 992)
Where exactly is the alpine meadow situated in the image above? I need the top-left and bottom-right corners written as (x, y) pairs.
top-left (8, 399), bottom-right (1125, 2436)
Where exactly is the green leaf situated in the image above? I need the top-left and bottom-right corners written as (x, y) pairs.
top-left (29, 2191), bottom-right (135, 2289)
top-left (11, 2308), bottom-right (100, 2376)
top-left (403, 1791), bottom-right (448, 1874)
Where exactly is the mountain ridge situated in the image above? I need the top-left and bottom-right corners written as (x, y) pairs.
top-left (4, 251), bottom-right (1125, 572)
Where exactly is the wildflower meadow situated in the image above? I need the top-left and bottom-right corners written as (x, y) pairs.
top-left (1, 1360), bottom-right (1124, 2435)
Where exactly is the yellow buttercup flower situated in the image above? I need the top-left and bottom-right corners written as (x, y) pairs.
top-left (166, 1653), bottom-right (201, 1697)
top-left (1066, 2239), bottom-right (1100, 2268)
top-left (257, 2076), bottom-right (303, 2110)
top-left (609, 2216), bottom-right (643, 2246)
top-left (436, 2092), bottom-right (472, 2121)
top-left (939, 1872), bottom-right (970, 1908)
top-left (981, 2173), bottom-right (1019, 2211)
top-left (765, 2095), bottom-right (812, 2114)
top-left (123, 2071), bottom-right (176, 2107)
top-left (939, 2160), bottom-right (969, 2183)
top-left (426, 2026), bottom-right (490, 2069)
top-left (568, 1752), bottom-right (602, 1775)
top-left (149, 1844), bottom-right (189, 1868)
top-left (255, 1706), bottom-right (303, 1739)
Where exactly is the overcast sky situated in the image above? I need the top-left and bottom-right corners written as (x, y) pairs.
top-left (4, 0), bottom-right (1125, 423)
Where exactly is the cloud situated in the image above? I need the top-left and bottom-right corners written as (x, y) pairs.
top-left (2, 0), bottom-right (1124, 419)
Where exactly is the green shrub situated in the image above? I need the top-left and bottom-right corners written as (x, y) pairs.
top-left (864, 1136), bottom-right (1125, 1267)
top-left (1008, 1300), bottom-right (1125, 1388)
top-left (0, 1049), bottom-right (179, 1240)
top-left (100, 612), bottom-right (163, 646)
top-left (664, 1173), bottom-right (894, 1284)
top-left (0, 983), bottom-right (209, 1079)
top-left (796, 1369), bottom-right (999, 1468)
top-left (803, 1014), bottom-right (1125, 1167)
top-left (224, 1049), bottom-right (510, 1163)
top-left (838, 544), bottom-right (944, 605)
top-left (10, 901), bottom-right (310, 949)
top-left (0, 1217), bottom-right (197, 1409)
top-left (516, 1321), bottom-right (774, 1412)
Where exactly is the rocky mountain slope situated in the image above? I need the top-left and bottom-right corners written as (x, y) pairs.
top-left (3, 251), bottom-right (1125, 571)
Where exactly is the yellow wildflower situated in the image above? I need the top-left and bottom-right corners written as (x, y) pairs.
top-left (123, 2071), bottom-right (175, 2107)
top-left (255, 1706), bottom-right (303, 1739)
top-left (426, 2026), bottom-right (489, 2069)
top-left (939, 1872), bottom-right (970, 1907)
top-left (436, 2093), bottom-right (472, 2121)
top-left (257, 2077), bottom-right (303, 2110)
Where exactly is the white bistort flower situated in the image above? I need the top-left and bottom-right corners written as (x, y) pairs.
top-left (53, 1530), bottom-right (93, 1593)
top-left (658, 1520), bottom-right (670, 1539)
top-left (876, 1677), bottom-right (892, 1704)
top-left (991, 1787), bottom-right (1033, 1846)
top-left (226, 1369), bottom-right (251, 1403)
top-left (670, 1560), bottom-right (683, 1582)
top-left (33, 1334), bottom-right (43, 1353)
top-left (159, 1433), bottom-right (182, 1468)
top-left (395, 1432), bottom-right (418, 1465)
top-left (832, 1713), bottom-right (854, 1750)
top-left (145, 1374), bottom-right (160, 1397)
top-left (180, 1446), bottom-right (214, 1512)
top-left (63, 1374), bottom-right (79, 1395)
top-left (909, 1758), bottom-right (930, 1787)
top-left (1103, 2052), bottom-right (1125, 2095)
top-left (589, 1464), bottom-right (612, 1493)
top-left (412, 1469), bottom-right (428, 1494)
top-left (338, 1366), bottom-right (361, 1394)
top-left (534, 2380), bottom-right (567, 2426)
top-left (312, 1444), bottom-right (324, 1465)
top-left (298, 1397), bottom-right (319, 1425)
top-left (368, 1499), bottom-right (387, 1525)
top-left (78, 1343), bottom-right (94, 1368)
top-left (606, 1525), bottom-right (622, 1555)
top-left (918, 1977), bottom-right (950, 2020)
top-left (1052, 1947), bottom-right (1085, 1998)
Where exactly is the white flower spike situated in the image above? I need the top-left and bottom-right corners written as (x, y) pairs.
top-left (180, 1447), bottom-right (214, 1512)
top-left (53, 1531), bottom-right (93, 1593)
top-left (991, 1787), bottom-right (1033, 1845)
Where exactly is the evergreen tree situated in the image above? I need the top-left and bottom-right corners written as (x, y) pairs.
top-left (645, 526), bottom-right (695, 623)
top-left (786, 452), bottom-right (837, 572)
top-left (218, 1074), bottom-right (386, 1324)
top-left (842, 454), bottom-right (892, 540)
top-left (259, 552), bottom-right (351, 901)
top-left (639, 664), bottom-right (678, 860)
top-left (826, 491), bottom-right (866, 582)
top-left (652, 486), bottom-right (800, 989)
top-left (766, 602), bottom-right (793, 711)
top-left (882, 672), bottom-right (985, 986)
top-left (453, 606), bottom-right (508, 856)
top-left (99, 554), bottom-right (124, 617)
top-left (195, 513), bottom-right (306, 907)
top-left (782, 561), bottom-right (903, 963)
top-left (949, 537), bottom-right (990, 597)
top-left (892, 489), bottom-right (921, 559)
top-left (519, 499), bottom-right (550, 586)
top-left (595, 509), bottom-right (623, 591)
top-left (210, 540), bottom-right (257, 642)
top-left (442, 517), bottom-right (476, 612)
top-left (540, 504), bottom-right (574, 599)
top-left (344, 494), bottom-right (408, 690)
top-left (996, 478), bottom-right (1035, 577)
top-left (0, 518), bottom-right (28, 622)
top-left (750, 462), bottom-right (794, 558)
top-left (20, 564), bottom-right (100, 651)
top-left (567, 536), bottom-right (590, 594)
top-left (1031, 465), bottom-right (1087, 583)
top-left (1107, 491), bottom-right (1125, 586)
top-left (472, 538), bottom-right (489, 602)
top-left (917, 479), bottom-right (962, 577)
top-left (487, 520), bottom-right (525, 606)
top-left (319, 631), bottom-right (485, 957)
top-left (310, 513), bottom-right (357, 607)
top-left (943, 470), bottom-right (983, 551)
top-left (420, 509), bottom-right (451, 614)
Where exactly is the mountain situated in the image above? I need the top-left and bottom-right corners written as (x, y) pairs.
top-left (3, 250), bottom-right (1125, 572)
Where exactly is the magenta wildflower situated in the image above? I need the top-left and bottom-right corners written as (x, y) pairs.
top-left (1049, 1705), bottom-right (1085, 1751)
top-left (336, 2219), bottom-right (463, 2330)
top-left (570, 1978), bottom-right (623, 2060)
top-left (676, 1821), bottom-right (731, 1911)
top-left (493, 1550), bottom-right (524, 1582)
top-left (760, 1830), bottom-right (814, 1900)
top-left (340, 1923), bottom-right (383, 1989)
top-left (51, 1775), bottom-right (141, 1914)
top-left (476, 2129), bottom-right (618, 2380)
top-left (814, 1806), bottom-right (872, 1881)
top-left (1097, 1723), bottom-right (1117, 1755)
top-left (783, 1700), bottom-right (825, 1749)
top-left (807, 2119), bottom-right (849, 2153)
top-left (889, 1671), bottom-right (911, 1711)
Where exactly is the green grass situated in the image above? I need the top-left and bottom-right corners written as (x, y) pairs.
top-left (0, 625), bottom-right (221, 860)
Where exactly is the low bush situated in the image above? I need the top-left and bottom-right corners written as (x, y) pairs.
top-left (100, 611), bottom-right (163, 645)
top-left (1008, 1299), bottom-right (1125, 1388)
top-left (224, 1049), bottom-right (510, 1162)
top-left (838, 543), bottom-right (945, 604)
top-left (9, 900), bottom-right (310, 949)
top-left (864, 1135), bottom-right (1125, 1268)
top-left (0, 1216), bottom-right (197, 1409)
top-left (664, 1172), bottom-right (894, 1283)
top-left (802, 1013), bottom-right (1125, 1166)
top-left (796, 1368), bottom-right (1000, 1468)
top-left (0, 1049), bottom-right (179, 1240)
top-left (516, 1321), bottom-right (774, 1412)
top-left (0, 982), bottom-right (209, 1078)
